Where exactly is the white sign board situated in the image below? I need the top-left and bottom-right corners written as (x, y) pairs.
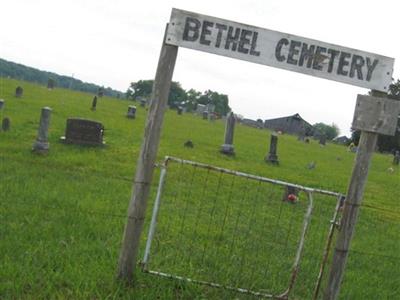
top-left (166, 8), bottom-right (395, 92)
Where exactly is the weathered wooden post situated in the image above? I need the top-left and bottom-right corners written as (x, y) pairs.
top-left (323, 92), bottom-right (400, 299)
top-left (265, 132), bottom-right (279, 164)
top-left (220, 111), bottom-right (235, 155)
top-left (117, 25), bottom-right (178, 282)
top-left (32, 107), bottom-right (52, 153)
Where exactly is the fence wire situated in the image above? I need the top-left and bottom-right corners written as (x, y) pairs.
top-left (141, 156), bottom-right (343, 298)
top-left (338, 205), bottom-right (400, 299)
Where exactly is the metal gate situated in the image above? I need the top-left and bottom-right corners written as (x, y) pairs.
top-left (141, 156), bottom-right (343, 299)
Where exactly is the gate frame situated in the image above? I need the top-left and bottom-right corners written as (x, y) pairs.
top-left (141, 156), bottom-right (343, 299)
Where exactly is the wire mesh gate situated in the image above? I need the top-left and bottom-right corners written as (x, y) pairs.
top-left (141, 156), bottom-right (343, 299)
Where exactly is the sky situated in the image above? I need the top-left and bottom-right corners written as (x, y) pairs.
top-left (1, 0), bottom-right (399, 136)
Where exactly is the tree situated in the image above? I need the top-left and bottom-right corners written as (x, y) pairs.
top-left (0, 58), bottom-right (122, 97)
top-left (198, 89), bottom-right (231, 116)
top-left (126, 80), bottom-right (187, 107)
top-left (126, 80), bottom-right (231, 115)
top-left (168, 81), bottom-right (186, 108)
top-left (126, 80), bottom-right (153, 100)
top-left (185, 88), bottom-right (201, 112)
top-left (313, 122), bottom-right (340, 140)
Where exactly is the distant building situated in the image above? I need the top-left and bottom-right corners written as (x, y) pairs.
top-left (333, 135), bottom-right (350, 145)
top-left (264, 113), bottom-right (314, 136)
top-left (240, 118), bottom-right (263, 129)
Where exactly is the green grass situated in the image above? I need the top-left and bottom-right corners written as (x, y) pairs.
top-left (0, 78), bottom-right (399, 299)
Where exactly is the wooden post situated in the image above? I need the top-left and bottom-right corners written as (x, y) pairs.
top-left (323, 90), bottom-right (400, 299)
top-left (117, 25), bottom-right (178, 282)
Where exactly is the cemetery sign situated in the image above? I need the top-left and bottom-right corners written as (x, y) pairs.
top-left (166, 8), bottom-right (394, 92)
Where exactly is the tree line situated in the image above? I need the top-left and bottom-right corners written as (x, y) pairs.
top-left (0, 58), bottom-right (122, 98)
top-left (126, 80), bottom-right (231, 116)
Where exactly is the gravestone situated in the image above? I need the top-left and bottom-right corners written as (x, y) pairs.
top-left (265, 132), bottom-right (279, 164)
top-left (209, 112), bottom-right (216, 121)
top-left (220, 112), bottom-right (235, 155)
top-left (196, 104), bottom-right (206, 115)
top-left (297, 134), bottom-right (305, 141)
top-left (2, 117), bottom-right (10, 131)
top-left (61, 118), bottom-right (105, 146)
top-left (319, 135), bottom-right (327, 146)
top-left (140, 98), bottom-right (146, 107)
top-left (307, 161), bottom-right (316, 169)
top-left (184, 140), bottom-right (194, 148)
top-left (177, 106), bottom-right (183, 115)
top-left (393, 151), bottom-right (400, 165)
top-left (127, 105), bottom-right (136, 119)
top-left (98, 87), bottom-right (104, 97)
top-left (207, 103), bottom-right (215, 113)
top-left (202, 111), bottom-right (208, 120)
top-left (91, 96), bottom-right (98, 111)
top-left (47, 78), bottom-right (55, 89)
top-left (0, 99), bottom-right (4, 110)
top-left (32, 107), bottom-right (52, 153)
top-left (15, 86), bottom-right (23, 98)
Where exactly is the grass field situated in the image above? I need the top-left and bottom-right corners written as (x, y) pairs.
top-left (0, 78), bottom-right (399, 299)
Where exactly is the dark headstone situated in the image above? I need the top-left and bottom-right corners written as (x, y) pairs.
top-left (209, 112), bottom-right (216, 121)
top-left (15, 86), bottom-right (23, 98)
top-left (319, 135), bottom-right (327, 146)
top-left (393, 151), bottom-right (400, 165)
top-left (184, 140), bottom-right (194, 148)
top-left (202, 111), bottom-right (208, 120)
top-left (98, 87), bottom-right (104, 97)
top-left (0, 99), bottom-right (4, 110)
top-left (47, 79), bottom-right (55, 89)
top-left (297, 134), bottom-right (305, 141)
top-left (177, 106), bottom-right (183, 115)
top-left (127, 105), bottom-right (136, 119)
top-left (2, 117), bottom-right (10, 131)
top-left (61, 118), bottom-right (104, 146)
top-left (265, 133), bottom-right (279, 164)
top-left (91, 96), bottom-right (98, 111)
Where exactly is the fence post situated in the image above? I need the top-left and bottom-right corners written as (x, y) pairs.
top-left (117, 24), bottom-right (178, 282)
top-left (323, 91), bottom-right (400, 299)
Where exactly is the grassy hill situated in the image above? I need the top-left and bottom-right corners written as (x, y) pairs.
top-left (0, 78), bottom-right (399, 299)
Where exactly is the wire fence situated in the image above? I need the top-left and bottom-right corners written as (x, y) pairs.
top-left (338, 204), bottom-right (400, 299)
